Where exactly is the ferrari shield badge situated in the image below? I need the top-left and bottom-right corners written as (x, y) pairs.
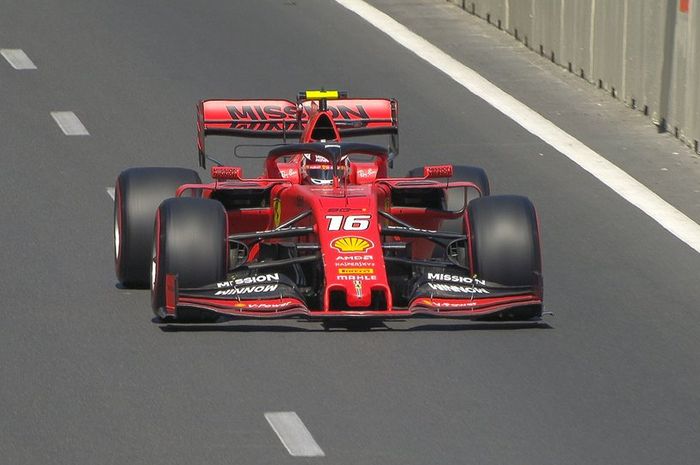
top-left (272, 198), bottom-right (282, 227)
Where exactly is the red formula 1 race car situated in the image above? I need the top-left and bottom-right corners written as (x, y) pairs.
top-left (114, 90), bottom-right (543, 323)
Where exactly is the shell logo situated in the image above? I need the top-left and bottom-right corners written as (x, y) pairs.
top-left (331, 236), bottom-right (374, 253)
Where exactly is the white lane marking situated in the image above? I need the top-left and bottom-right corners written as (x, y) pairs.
top-left (106, 187), bottom-right (115, 200)
top-left (335, 0), bottom-right (700, 254)
top-left (264, 412), bottom-right (325, 457)
top-left (50, 111), bottom-right (89, 136)
top-left (0, 49), bottom-right (37, 69)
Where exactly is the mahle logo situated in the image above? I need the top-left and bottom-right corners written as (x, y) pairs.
top-left (331, 236), bottom-right (373, 253)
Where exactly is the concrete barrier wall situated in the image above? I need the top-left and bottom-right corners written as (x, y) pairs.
top-left (448, 0), bottom-right (700, 151)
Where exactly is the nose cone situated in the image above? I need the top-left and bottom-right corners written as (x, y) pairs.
top-left (311, 189), bottom-right (390, 310)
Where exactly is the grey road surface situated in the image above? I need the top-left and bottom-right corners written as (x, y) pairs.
top-left (1, 1), bottom-right (699, 464)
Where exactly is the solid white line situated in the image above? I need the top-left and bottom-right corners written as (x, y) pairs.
top-left (106, 187), bottom-right (115, 200)
top-left (50, 111), bottom-right (89, 136)
top-left (0, 49), bottom-right (37, 69)
top-left (264, 412), bottom-right (325, 457)
top-left (334, 0), bottom-right (700, 254)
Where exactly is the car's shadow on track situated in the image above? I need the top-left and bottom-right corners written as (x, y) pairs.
top-left (157, 318), bottom-right (553, 333)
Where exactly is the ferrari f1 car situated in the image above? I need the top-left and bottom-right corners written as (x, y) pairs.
top-left (114, 90), bottom-right (543, 322)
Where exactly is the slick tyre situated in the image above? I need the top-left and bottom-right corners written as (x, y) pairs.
top-left (114, 167), bottom-right (201, 287)
top-left (151, 197), bottom-right (227, 323)
top-left (468, 195), bottom-right (542, 320)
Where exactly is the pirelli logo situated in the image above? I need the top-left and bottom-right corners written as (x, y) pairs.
top-left (338, 268), bottom-right (374, 275)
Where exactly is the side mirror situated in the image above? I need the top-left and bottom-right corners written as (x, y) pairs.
top-left (444, 186), bottom-right (467, 214)
top-left (423, 164), bottom-right (453, 178)
top-left (211, 166), bottom-right (243, 180)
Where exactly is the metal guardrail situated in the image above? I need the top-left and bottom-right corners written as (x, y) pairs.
top-left (449, 0), bottom-right (700, 152)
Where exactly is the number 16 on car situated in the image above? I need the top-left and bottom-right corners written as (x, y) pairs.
top-left (325, 215), bottom-right (371, 231)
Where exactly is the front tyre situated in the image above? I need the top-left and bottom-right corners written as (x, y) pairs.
top-left (468, 195), bottom-right (542, 320)
top-left (151, 197), bottom-right (228, 323)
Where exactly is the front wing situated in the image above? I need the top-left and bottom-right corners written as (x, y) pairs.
top-left (160, 275), bottom-right (543, 320)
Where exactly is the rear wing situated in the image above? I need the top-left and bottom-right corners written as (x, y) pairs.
top-left (196, 97), bottom-right (398, 167)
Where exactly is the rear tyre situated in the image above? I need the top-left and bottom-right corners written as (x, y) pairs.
top-left (468, 195), bottom-right (542, 320)
top-left (408, 165), bottom-right (489, 234)
top-left (151, 197), bottom-right (227, 323)
top-left (114, 167), bottom-right (201, 287)
top-left (408, 164), bottom-right (489, 207)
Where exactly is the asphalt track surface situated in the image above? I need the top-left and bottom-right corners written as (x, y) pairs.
top-left (1, 1), bottom-right (699, 464)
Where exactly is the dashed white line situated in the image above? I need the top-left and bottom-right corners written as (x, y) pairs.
top-left (106, 187), bottom-right (115, 200)
top-left (50, 111), bottom-right (89, 136)
top-left (1, 49), bottom-right (37, 69)
top-left (334, 0), bottom-right (700, 254)
top-left (264, 412), bottom-right (325, 457)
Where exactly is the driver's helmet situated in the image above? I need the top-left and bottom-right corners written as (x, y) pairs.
top-left (301, 153), bottom-right (349, 185)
